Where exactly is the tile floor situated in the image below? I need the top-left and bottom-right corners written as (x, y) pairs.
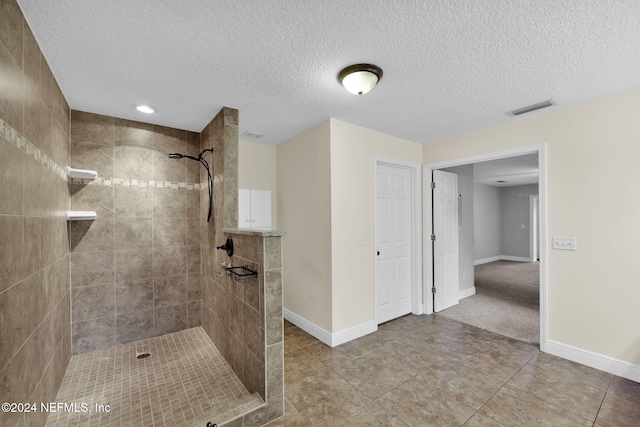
top-left (265, 315), bottom-right (640, 427)
top-left (47, 327), bottom-right (263, 426)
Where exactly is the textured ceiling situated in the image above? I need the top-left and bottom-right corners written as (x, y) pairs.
top-left (473, 154), bottom-right (539, 187)
top-left (17, 0), bottom-right (640, 145)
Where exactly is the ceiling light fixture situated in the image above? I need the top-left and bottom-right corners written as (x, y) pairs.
top-left (338, 64), bottom-right (383, 95)
top-left (134, 104), bottom-right (157, 114)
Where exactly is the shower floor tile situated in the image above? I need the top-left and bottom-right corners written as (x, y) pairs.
top-left (46, 327), bottom-right (263, 426)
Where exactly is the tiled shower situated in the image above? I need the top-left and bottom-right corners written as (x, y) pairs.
top-left (0, 1), bottom-right (283, 425)
top-left (68, 111), bottom-right (203, 354)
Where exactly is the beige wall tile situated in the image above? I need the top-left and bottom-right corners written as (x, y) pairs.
top-left (70, 140), bottom-right (114, 178)
top-left (153, 246), bottom-right (186, 278)
top-left (114, 186), bottom-right (153, 217)
top-left (154, 275), bottom-right (187, 307)
top-left (71, 110), bottom-right (114, 145)
top-left (187, 300), bottom-right (202, 328)
top-left (70, 184), bottom-right (114, 216)
top-left (0, 140), bottom-right (25, 215)
top-left (114, 145), bottom-right (152, 180)
top-left (154, 304), bottom-right (187, 335)
top-left (153, 216), bottom-right (186, 247)
top-left (69, 218), bottom-right (114, 253)
top-left (153, 188), bottom-right (185, 217)
top-left (115, 248), bottom-right (153, 282)
top-left (116, 309), bottom-right (154, 344)
top-left (71, 284), bottom-right (115, 322)
top-left (72, 317), bottom-right (116, 355)
top-left (116, 279), bottom-right (153, 314)
top-left (71, 251), bottom-right (114, 287)
top-left (114, 118), bottom-right (154, 146)
top-left (114, 217), bottom-right (152, 250)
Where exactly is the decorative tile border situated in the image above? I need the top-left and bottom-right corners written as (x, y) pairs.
top-left (69, 177), bottom-right (205, 190)
top-left (2, 118), bottom-right (220, 191)
top-left (1, 118), bottom-right (68, 181)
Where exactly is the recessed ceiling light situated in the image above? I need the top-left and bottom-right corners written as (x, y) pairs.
top-left (134, 104), bottom-right (157, 114)
top-left (338, 64), bottom-right (383, 95)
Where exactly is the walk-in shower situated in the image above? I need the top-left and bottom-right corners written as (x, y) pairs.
top-left (169, 147), bottom-right (214, 222)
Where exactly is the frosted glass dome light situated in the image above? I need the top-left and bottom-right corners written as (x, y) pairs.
top-left (338, 64), bottom-right (383, 95)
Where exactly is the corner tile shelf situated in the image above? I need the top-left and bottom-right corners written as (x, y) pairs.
top-left (66, 211), bottom-right (97, 221)
top-left (66, 166), bottom-right (98, 180)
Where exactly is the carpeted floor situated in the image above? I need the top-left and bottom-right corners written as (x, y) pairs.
top-left (437, 260), bottom-right (540, 344)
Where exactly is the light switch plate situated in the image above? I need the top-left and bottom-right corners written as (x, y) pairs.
top-left (552, 236), bottom-right (577, 251)
top-left (360, 234), bottom-right (366, 246)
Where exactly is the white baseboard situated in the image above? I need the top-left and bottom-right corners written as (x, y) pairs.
top-left (474, 256), bottom-right (502, 265)
top-left (546, 340), bottom-right (640, 383)
top-left (474, 255), bottom-right (531, 265)
top-left (500, 255), bottom-right (531, 263)
top-left (283, 308), bottom-right (377, 348)
top-left (459, 287), bottom-right (476, 300)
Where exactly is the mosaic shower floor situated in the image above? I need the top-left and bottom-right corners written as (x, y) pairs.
top-left (46, 327), bottom-right (263, 426)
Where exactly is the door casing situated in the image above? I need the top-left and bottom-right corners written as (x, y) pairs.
top-left (423, 144), bottom-right (548, 351)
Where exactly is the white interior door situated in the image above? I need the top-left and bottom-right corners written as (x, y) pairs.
top-left (433, 170), bottom-right (459, 312)
top-left (376, 164), bottom-right (412, 324)
top-left (238, 189), bottom-right (251, 228)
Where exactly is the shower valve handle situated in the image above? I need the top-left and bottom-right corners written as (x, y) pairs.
top-left (216, 236), bottom-right (234, 257)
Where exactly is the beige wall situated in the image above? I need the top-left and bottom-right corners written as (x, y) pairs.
top-left (277, 120), bottom-right (333, 331)
top-left (239, 139), bottom-right (278, 228)
top-left (329, 119), bottom-right (422, 331)
top-left (422, 89), bottom-right (640, 365)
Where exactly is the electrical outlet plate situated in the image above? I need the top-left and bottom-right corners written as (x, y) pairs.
top-left (552, 236), bottom-right (577, 251)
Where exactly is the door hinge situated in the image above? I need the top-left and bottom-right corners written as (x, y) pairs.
top-left (432, 286), bottom-right (436, 294)
top-left (431, 234), bottom-right (436, 241)
top-left (431, 182), bottom-right (436, 189)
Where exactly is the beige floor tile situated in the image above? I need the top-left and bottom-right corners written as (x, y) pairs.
top-left (263, 400), bottom-right (311, 426)
top-left (462, 412), bottom-right (506, 426)
top-left (479, 385), bottom-right (593, 426)
top-left (376, 377), bottom-right (476, 426)
top-left (286, 370), bottom-right (372, 426)
top-left (420, 360), bottom-right (504, 409)
top-left (527, 352), bottom-right (612, 391)
top-left (331, 353), bottom-right (414, 399)
top-left (507, 362), bottom-right (606, 420)
top-left (333, 401), bottom-right (408, 426)
top-left (284, 348), bottom-right (330, 388)
top-left (595, 390), bottom-right (640, 427)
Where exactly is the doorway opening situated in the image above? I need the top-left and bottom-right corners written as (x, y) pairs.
top-left (423, 144), bottom-right (547, 350)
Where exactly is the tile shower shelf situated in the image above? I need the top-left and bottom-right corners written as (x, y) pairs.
top-left (66, 211), bottom-right (97, 221)
top-left (66, 166), bottom-right (98, 180)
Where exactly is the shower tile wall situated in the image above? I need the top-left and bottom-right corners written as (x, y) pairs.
top-left (200, 107), bottom-right (284, 425)
top-left (0, 1), bottom-right (71, 426)
top-left (69, 111), bottom-right (202, 355)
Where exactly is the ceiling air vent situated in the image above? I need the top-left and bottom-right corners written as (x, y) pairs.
top-left (507, 99), bottom-right (555, 116)
top-left (242, 131), bottom-right (267, 139)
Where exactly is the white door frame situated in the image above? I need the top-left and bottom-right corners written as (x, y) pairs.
top-left (374, 157), bottom-right (423, 322)
top-left (423, 144), bottom-right (548, 351)
top-left (530, 195), bottom-right (539, 262)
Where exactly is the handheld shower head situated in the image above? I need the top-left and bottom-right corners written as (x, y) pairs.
top-left (167, 148), bottom-right (215, 223)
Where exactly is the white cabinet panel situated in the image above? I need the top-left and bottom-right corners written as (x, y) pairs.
top-left (238, 189), bottom-right (271, 229)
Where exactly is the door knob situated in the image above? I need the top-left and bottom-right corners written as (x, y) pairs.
top-left (377, 251), bottom-right (380, 256)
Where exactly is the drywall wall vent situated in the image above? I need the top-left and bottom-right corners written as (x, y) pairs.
top-left (242, 131), bottom-right (267, 139)
top-left (506, 99), bottom-right (556, 116)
